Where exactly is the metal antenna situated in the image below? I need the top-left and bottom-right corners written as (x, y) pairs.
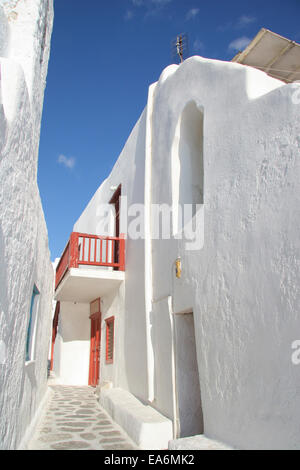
top-left (171, 33), bottom-right (189, 64)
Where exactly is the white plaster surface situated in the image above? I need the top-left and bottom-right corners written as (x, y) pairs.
top-left (18, 385), bottom-right (52, 450)
top-left (168, 434), bottom-right (233, 450)
top-left (0, 0), bottom-right (54, 449)
top-left (151, 297), bottom-right (176, 422)
top-left (100, 387), bottom-right (173, 450)
top-left (55, 267), bottom-right (124, 302)
top-left (53, 302), bottom-right (91, 386)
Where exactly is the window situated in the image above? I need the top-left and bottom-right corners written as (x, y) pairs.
top-left (105, 316), bottom-right (114, 364)
top-left (26, 284), bottom-right (40, 362)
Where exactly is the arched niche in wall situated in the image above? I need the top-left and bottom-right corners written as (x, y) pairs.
top-left (172, 100), bottom-right (204, 236)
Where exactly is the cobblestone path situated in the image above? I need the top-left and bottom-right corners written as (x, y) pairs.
top-left (28, 385), bottom-right (137, 450)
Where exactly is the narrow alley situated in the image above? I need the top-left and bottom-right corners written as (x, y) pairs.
top-left (1, 0), bottom-right (300, 452)
top-left (27, 385), bottom-right (137, 450)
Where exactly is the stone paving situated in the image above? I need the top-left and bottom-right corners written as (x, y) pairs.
top-left (28, 385), bottom-right (138, 450)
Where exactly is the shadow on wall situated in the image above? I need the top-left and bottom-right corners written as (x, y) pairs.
top-left (59, 304), bottom-right (91, 343)
top-left (123, 110), bottom-right (149, 399)
top-left (172, 100), bottom-right (204, 235)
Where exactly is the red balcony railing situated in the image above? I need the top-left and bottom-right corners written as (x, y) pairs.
top-left (55, 232), bottom-right (125, 289)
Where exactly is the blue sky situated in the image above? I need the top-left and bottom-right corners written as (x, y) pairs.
top-left (38, 0), bottom-right (300, 260)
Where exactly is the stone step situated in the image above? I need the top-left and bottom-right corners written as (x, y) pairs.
top-left (99, 387), bottom-right (173, 450)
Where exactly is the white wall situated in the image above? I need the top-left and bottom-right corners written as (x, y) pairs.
top-left (53, 285), bottom-right (128, 388)
top-left (151, 297), bottom-right (176, 420)
top-left (54, 302), bottom-right (91, 385)
top-left (0, 0), bottom-right (54, 449)
top-left (150, 57), bottom-right (300, 449)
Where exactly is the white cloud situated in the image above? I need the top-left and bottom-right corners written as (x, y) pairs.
top-left (186, 8), bottom-right (199, 20)
top-left (228, 36), bottom-right (251, 52)
top-left (236, 15), bottom-right (256, 28)
top-left (58, 154), bottom-right (75, 170)
top-left (124, 10), bottom-right (134, 20)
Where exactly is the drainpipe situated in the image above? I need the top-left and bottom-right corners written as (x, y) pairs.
top-left (144, 81), bottom-right (157, 403)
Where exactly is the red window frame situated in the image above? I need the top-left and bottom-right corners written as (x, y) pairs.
top-left (105, 316), bottom-right (115, 364)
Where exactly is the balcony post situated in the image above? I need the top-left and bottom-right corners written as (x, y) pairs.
top-left (69, 232), bottom-right (79, 268)
top-left (119, 233), bottom-right (125, 271)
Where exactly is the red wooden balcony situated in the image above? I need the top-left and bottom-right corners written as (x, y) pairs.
top-left (55, 232), bottom-right (125, 302)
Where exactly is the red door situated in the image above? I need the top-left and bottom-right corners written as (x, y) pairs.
top-left (89, 299), bottom-right (101, 387)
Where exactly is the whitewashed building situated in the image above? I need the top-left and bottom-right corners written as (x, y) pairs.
top-left (0, 0), bottom-right (54, 450)
top-left (52, 37), bottom-right (300, 449)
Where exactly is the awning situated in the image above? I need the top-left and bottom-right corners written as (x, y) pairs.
top-left (232, 28), bottom-right (300, 83)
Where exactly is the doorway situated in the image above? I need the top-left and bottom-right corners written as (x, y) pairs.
top-left (110, 184), bottom-right (121, 238)
top-left (174, 311), bottom-right (204, 437)
top-left (89, 298), bottom-right (101, 387)
top-left (110, 185), bottom-right (121, 268)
